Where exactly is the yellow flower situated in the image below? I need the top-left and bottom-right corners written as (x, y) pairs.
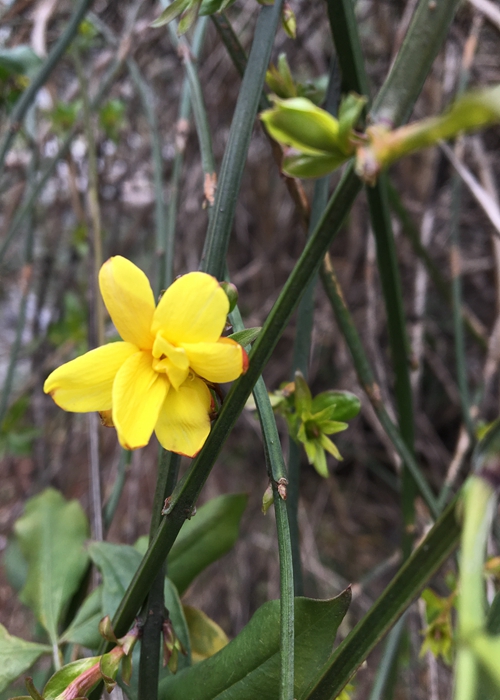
top-left (44, 257), bottom-right (248, 457)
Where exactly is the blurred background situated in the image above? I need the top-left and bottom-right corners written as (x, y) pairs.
top-left (1, 0), bottom-right (500, 696)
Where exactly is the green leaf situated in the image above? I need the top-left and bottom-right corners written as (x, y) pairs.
top-left (158, 592), bottom-right (351, 699)
top-left (0, 625), bottom-right (51, 693)
top-left (43, 656), bottom-right (99, 699)
top-left (150, 0), bottom-right (189, 27)
top-left (260, 97), bottom-right (340, 156)
top-left (199, 0), bottom-right (237, 16)
top-left (3, 537), bottom-right (28, 592)
top-left (487, 592), bottom-right (500, 635)
top-left (183, 605), bottom-right (228, 663)
top-left (311, 391), bottom-right (361, 422)
top-left (227, 328), bottom-right (261, 347)
top-left (88, 542), bottom-right (142, 620)
top-left (60, 587), bottom-right (103, 649)
top-left (13, 489), bottom-right (89, 645)
top-left (282, 152), bottom-right (347, 179)
top-left (136, 494), bottom-right (248, 595)
top-left (293, 370), bottom-right (312, 415)
top-left (0, 46), bottom-right (42, 78)
top-left (177, 0), bottom-right (202, 35)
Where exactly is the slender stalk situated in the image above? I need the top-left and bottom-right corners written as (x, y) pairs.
top-left (200, 0), bottom-right (285, 278)
top-left (162, 19), bottom-right (208, 289)
top-left (231, 303), bottom-right (295, 699)
top-left (103, 449), bottom-right (132, 532)
top-left (371, 0), bottom-right (462, 126)
top-left (367, 615), bottom-right (407, 700)
top-left (320, 255), bottom-right (439, 517)
top-left (287, 177), bottom-right (329, 596)
top-left (388, 183), bottom-right (488, 350)
top-left (328, 0), bottom-right (417, 558)
top-left (168, 21), bottom-right (215, 179)
top-left (138, 451), bottom-right (180, 700)
top-left (299, 497), bottom-right (460, 700)
top-left (127, 58), bottom-right (168, 297)
top-left (253, 379), bottom-right (295, 700)
top-left (367, 175), bottom-right (417, 557)
top-left (0, 0), bottom-right (94, 179)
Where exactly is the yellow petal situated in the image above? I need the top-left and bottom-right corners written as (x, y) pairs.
top-left (112, 351), bottom-right (168, 450)
top-left (182, 338), bottom-right (248, 383)
top-left (44, 342), bottom-right (138, 412)
top-left (151, 272), bottom-right (229, 344)
top-left (99, 256), bottom-right (156, 349)
top-left (155, 375), bottom-right (212, 457)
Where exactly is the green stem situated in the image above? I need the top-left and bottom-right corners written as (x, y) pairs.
top-left (371, 0), bottom-right (462, 127)
top-left (287, 177), bottom-right (329, 596)
top-left (328, 0), bottom-right (416, 556)
top-left (320, 256), bottom-right (439, 517)
top-left (127, 58), bottom-right (168, 298)
top-left (0, 0), bottom-right (94, 179)
top-left (162, 19), bottom-right (208, 289)
top-left (230, 299), bottom-right (295, 699)
top-left (200, 0), bottom-right (284, 278)
top-left (138, 450), bottom-right (181, 700)
top-left (388, 183), bottom-right (488, 350)
top-left (103, 449), bottom-right (132, 532)
top-left (300, 496), bottom-right (460, 699)
top-left (367, 615), bottom-right (406, 700)
top-left (367, 175), bottom-right (416, 557)
top-left (454, 476), bottom-right (497, 700)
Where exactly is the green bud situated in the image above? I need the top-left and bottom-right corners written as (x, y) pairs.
top-left (261, 97), bottom-right (341, 156)
top-left (281, 3), bottom-right (296, 39)
top-left (311, 390), bottom-right (361, 422)
top-left (220, 281), bottom-right (238, 312)
top-left (266, 53), bottom-right (297, 99)
top-left (262, 483), bottom-right (274, 514)
top-left (337, 92), bottom-right (367, 153)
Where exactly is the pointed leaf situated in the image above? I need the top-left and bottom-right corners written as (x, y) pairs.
top-left (88, 542), bottom-right (142, 619)
top-left (60, 587), bottom-right (103, 649)
top-left (150, 0), bottom-right (189, 27)
top-left (43, 657), bottom-right (99, 699)
top-left (0, 625), bottom-right (51, 693)
top-left (13, 489), bottom-right (89, 645)
top-left (227, 328), bottom-right (261, 347)
top-left (282, 152), bottom-right (347, 179)
top-left (294, 370), bottom-right (312, 415)
top-left (311, 391), bottom-right (361, 422)
top-left (158, 592), bottom-right (351, 699)
top-left (183, 606), bottom-right (229, 663)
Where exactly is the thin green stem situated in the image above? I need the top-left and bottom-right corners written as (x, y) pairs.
top-left (367, 615), bottom-right (406, 700)
top-left (320, 255), bottom-right (439, 517)
top-left (162, 19), bottom-right (208, 289)
top-left (253, 379), bottom-right (295, 700)
top-left (0, 0), bottom-right (94, 179)
top-left (168, 20), bottom-right (215, 179)
top-left (328, 0), bottom-right (417, 555)
top-left (367, 175), bottom-right (417, 557)
top-left (371, 0), bottom-right (462, 126)
top-left (388, 182), bottom-right (488, 350)
top-left (103, 449), bottom-right (132, 532)
top-left (127, 58), bottom-right (168, 298)
top-left (231, 300), bottom-right (294, 699)
top-left (287, 177), bottom-right (329, 596)
top-left (200, 0), bottom-right (284, 279)
top-left (300, 496), bottom-right (460, 699)
top-left (138, 451), bottom-right (180, 700)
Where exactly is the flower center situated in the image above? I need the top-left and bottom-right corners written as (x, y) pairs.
top-left (152, 332), bottom-right (189, 390)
